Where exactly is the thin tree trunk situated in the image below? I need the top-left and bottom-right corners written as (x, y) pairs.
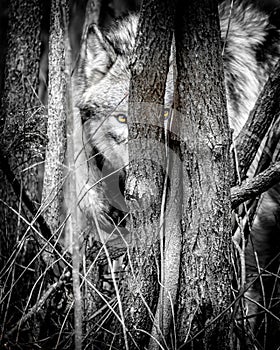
top-left (42, 0), bottom-right (68, 232)
top-left (175, 0), bottom-right (232, 349)
top-left (233, 59), bottom-right (280, 181)
top-left (42, 0), bottom-right (83, 348)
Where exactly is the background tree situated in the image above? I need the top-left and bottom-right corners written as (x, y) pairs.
top-left (0, 0), bottom-right (46, 345)
top-left (0, 0), bottom-right (73, 348)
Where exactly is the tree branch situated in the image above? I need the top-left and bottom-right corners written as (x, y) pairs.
top-left (233, 59), bottom-right (280, 180)
top-left (231, 161), bottom-right (280, 209)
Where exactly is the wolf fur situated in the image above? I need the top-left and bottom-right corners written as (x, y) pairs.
top-left (74, 0), bottom-right (280, 229)
top-left (72, 0), bottom-right (280, 343)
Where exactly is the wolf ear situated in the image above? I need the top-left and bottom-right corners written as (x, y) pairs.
top-left (77, 24), bottom-right (118, 86)
top-left (75, 15), bottom-right (137, 89)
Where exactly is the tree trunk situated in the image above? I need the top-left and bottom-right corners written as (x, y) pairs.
top-left (105, 0), bottom-right (175, 348)
top-left (0, 0), bottom-right (44, 345)
top-left (0, 0), bottom-right (43, 227)
top-left (42, 0), bottom-right (68, 233)
top-left (43, 0), bottom-right (84, 348)
top-left (175, 0), bottom-right (232, 349)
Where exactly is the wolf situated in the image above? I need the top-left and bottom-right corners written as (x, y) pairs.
top-left (72, 0), bottom-right (280, 345)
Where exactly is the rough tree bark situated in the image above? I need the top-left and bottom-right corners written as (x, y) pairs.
top-left (42, 0), bottom-right (68, 233)
top-left (175, 0), bottom-right (232, 349)
top-left (231, 161), bottom-right (280, 209)
top-left (0, 0), bottom-right (43, 238)
top-left (42, 0), bottom-right (83, 348)
top-left (242, 113), bottom-right (280, 349)
top-left (0, 0), bottom-right (44, 345)
top-left (105, 0), bottom-right (175, 348)
top-left (234, 59), bottom-right (280, 181)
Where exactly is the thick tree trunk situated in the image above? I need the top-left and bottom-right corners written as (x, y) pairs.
top-left (0, 0), bottom-right (44, 344)
top-left (105, 0), bottom-right (175, 348)
top-left (0, 0), bottom-right (43, 225)
top-left (175, 0), bottom-right (232, 349)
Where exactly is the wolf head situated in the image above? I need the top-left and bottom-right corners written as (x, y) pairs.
top-left (73, 0), bottom-right (280, 236)
top-left (74, 17), bottom-right (138, 172)
top-left (75, 1), bottom-right (280, 169)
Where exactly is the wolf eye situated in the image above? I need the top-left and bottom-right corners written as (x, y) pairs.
top-left (115, 114), bottom-right (127, 123)
top-left (163, 108), bottom-right (170, 120)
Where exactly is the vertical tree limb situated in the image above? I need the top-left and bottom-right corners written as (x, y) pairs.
top-left (106, 0), bottom-right (174, 348)
top-left (43, 0), bottom-right (83, 349)
top-left (0, 0), bottom-right (43, 236)
top-left (42, 0), bottom-right (68, 232)
top-left (175, 0), bottom-right (232, 348)
top-left (0, 0), bottom-right (43, 342)
top-left (233, 60), bottom-right (280, 181)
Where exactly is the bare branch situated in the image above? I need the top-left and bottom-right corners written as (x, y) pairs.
top-left (234, 59), bottom-right (280, 180)
top-left (231, 161), bottom-right (280, 209)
